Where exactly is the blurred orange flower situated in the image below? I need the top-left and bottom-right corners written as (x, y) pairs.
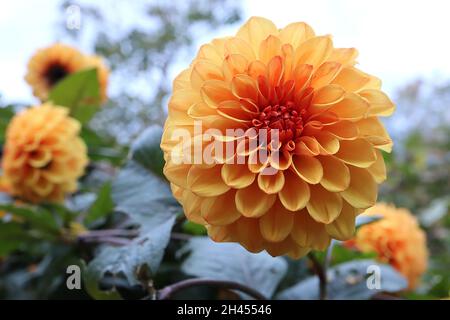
top-left (2, 103), bottom-right (88, 203)
top-left (25, 43), bottom-right (109, 102)
top-left (347, 203), bottom-right (428, 289)
top-left (161, 17), bottom-right (395, 258)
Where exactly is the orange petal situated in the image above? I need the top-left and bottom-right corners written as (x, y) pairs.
top-left (294, 136), bottom-right (320, 156)
top-left (341, 166), bottom-right (377, 209)
top-left (291, 155), bottom-right (323, 184)
top-left (356, 117), bottom-right (393, 152)
top-left (221, 163), bottom-right (255, 188)
top-left (323, 120), bottom-right (359, 140)
top-left (306, 184), bottom-right (343, 224)
top-left (182, 189), bottom-right (205, 224)
top-left (279, 172), bottom-right (310, 211)
top-left (223, 54), bottom-right (248, 82)
top-left (367, 149), bottom-right (387, 183)
top-left (279, 22), bottom-right (315, 49)
top-left (190, 60), bottom-right (223, 90)
top-left (201, 80), bottom-right (235, 108)
top-left (236, 16), bottom-right (278, 50)
top-left (163, 161), bottom-right (191, 189)
top-left (318, 155), bottom-right (350, 192)
top-left (257, 170), bottom-right (285, 194)
top-left (224, 37), bottom-right (256, 61)
top-left (332, 67), bottom-right (370, 92)
top-left (234, 217), bottom-right (265, 252)
top-left (259, 201), bottom-right (294, 242)
top-left (201, 190), bottom-right (241, 225)
top-left (359, 89), bottom-right (395, 117)
top-left (327, 93), bottom-right (369, 121)
top-left (267, 56), bottom-right (284, 88)
top-left (315, 131), bottom-right (340, 155)
top-left (294, 36), bottom-right (333, 69)
top-left (235, 181), bottom-right (276, 217)
top-left (259, 35), bottom-right (282, 64)
top-left (335, 138), bottom-right (377, 168)
top-left (329, 48), bottom-right (359, 67)
top-left (187, 165), bottom-right (230, 197)
top-left (169, 88), bottom-right (201, 112)
top-left (311, 84), bottom-right (345, 107)
top-left (291, 209), bottom-right (331, 250)
top-left (311, 61), bottom-right (342, 88)
top-left (325, 201), bottom-right (357, 240)
top-left (231, 74), bottom-right (259, 102)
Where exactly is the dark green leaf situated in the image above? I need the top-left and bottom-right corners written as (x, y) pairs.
top-left (85, 182), bottom-right (114, 225)
top-left (0, 204), bottom-right (59, 234)
top-left (130, 125), bottom-right (165, 177)
top-left (277, 259), bottom-right (408, 300)
top-left (48, 69), bottom-right (100, 124)
top-left (179, 237), bottom-right (288, 299)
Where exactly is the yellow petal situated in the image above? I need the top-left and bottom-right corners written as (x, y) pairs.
top-left (259, 35), bottom-right (282, 64)
top-left (234, 217), bottom-right (265, 252)
top-left (201, 80), bottom-right (235, 108)
top-left (291, 155), bottom-right (323, 184)
top-left (235, 181), bottom-right (276, 217)
top-left (182, 189), bottom-right (205, 224)
top-left (259, 201), bottom-right (294, 242)
top-left (187, 165), bottom-right (230, 197)
top-left (221, 163), bottom-right (255, 189)
top-left (367, 149), bottom-right (387, 183)
top-left (315, 131), bottom-right (340, 155)
top-left (257, 170), bottom-right (285, 194)
top-left (335, 138), bottom-right (377, 168)
top-left (329, 48), bottom-right (358, 67)
top-left (236, 16), bottom-right (278, 50)
top-left (359, 89), bottom-right (395, 117)
top-left (323, 120), bottom-right (359, 140)
top-left (190, 60), bottom-right (223, 90)
top-left (332, 67), bottom-right (370, 92)
top-left (341, 166), bottom-right (377, 209)
top-left (201, 190), bottom-right (241, 225)
top-left (294, 36), bottom-right (333, 69)
top-left (231, 74), bottom-right (259, 102)
top-left (294, 136), bottom-right (320, 156)
top-left (327, 93), bottom-right (369, 121)
top-left (224, 37), bottom-right (256, 61)
top-left (279, 172), bottom-right (310, 211)
top-left (222, 54), bottom-right (248, 82)
top-left (163, 161), bottom-right (191, 189)
top-left (291, 209), bottom-right (331, 250)
top-left (318, 155), bottom-right (350, 192)
top-left (279, 22), bottom-right (315, 49)
top-left (356, 117), bottom-right (393, 152)
top-left (306, 184), bottom-right (342, 224)
top-left (325, 201), bottom-right (357, 240)
top-left (311, 62), bottom-right (342, 88)
top-left (311, 84), bottom-right (346, 107)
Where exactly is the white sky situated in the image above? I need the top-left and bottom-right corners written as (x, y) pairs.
top-left (1, 0), bottom-right (450, 102)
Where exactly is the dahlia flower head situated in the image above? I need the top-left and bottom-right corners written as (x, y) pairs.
top-left (161, 17), bottom-right (395, 258)
top-left (347, 203), bottom-right (428, 289)
top-left (2, 103), bottom-right (88, 203)
top-left (25, 43), bottom-right (109, 102)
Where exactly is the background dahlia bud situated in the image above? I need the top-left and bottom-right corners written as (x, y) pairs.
top-left (346, 203), bottom-right (428, 289)
top-left (2, 103), bottom-right (88, 203)
top-left (25, 43), bottom-right (109, 102)
top-left (161, 16), bottom-right (395, 258)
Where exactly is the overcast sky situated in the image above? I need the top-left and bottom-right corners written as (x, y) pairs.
top-left (1, 0), bottom-right (450, 103)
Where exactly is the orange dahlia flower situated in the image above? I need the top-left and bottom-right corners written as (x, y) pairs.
top-left (25, 43), bottom-right (109, 102)
top-left (347, 203), bottom-right (428, 289)
top-left (2, 103), bottom-right (88, 203)
top-left (161, 17), bottom-right (395, 258)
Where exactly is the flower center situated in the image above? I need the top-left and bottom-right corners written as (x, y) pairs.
top-left (44, 63), bottom-right (69, 86)
top-left (252, 101), bottom-right (305, 143)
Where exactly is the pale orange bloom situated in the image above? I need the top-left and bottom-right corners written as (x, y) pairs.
top-left (347, 203), bottom-right (428, 289)
top-left (2, 104), bottom-right (88, 203)
top-left (25, 43), bottom-right (109, 102)
top-left (161, 17), bottom-right (395, 258)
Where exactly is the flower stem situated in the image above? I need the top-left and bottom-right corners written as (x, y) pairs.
top-left (307, 251), bottom-right (327, 300)
top-left (157, 278), bottom-right (267, 300)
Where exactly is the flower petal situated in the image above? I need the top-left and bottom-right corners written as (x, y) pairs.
top-left (190, 60), bottom-right (223, 90)
top-left (294, 36), bottom-right (333, 69)
top-left (235, 181), bottom-right (276, 217)
top-left (257, 170), bottom-right (285, 194)
top-left (236, 16), bottom-right (278, 50)
top-left (187, 165), bottom-right (230, 197)
top-left (332, 67), bottom-right (370, 92)
top-left (291, 209), bottom-right (331, 250)
top-left (359, 89), bottom-right (395, 117)
top-left (367, 149), bottom-right (387, 183)
top-left (329, 48), bottom-right (359, 67)
top-left (325, 201), bottom-right (357, 240)
top-left (201, 80), bottom-right (235, 108)
top-left (291, 155), bottom-right (323, 184)
top-left (279, 22), bottom-right (315, 49)
top-left (259, 35), bottom-right (282, 64)
top-left (201, 190), bottom-right (241, 225)
top-left (311, 61), bottom-right (342, 88)
top-left (306, 184), bottom-right (343, 224)
top-left (311, 84), bottom-right (346, 108)
top-left (221, 163), bottom-right (255, 188)
top-left (318, 155), bottom-right (350, 192)
top-left (341, 166), bottom-right (377, 209)
top-left (335, 138), bottom-right (377, 168)
top-left (279, 172), bottom-right (310, 211)
top-left (259, 201), bottom-right (294, 242)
